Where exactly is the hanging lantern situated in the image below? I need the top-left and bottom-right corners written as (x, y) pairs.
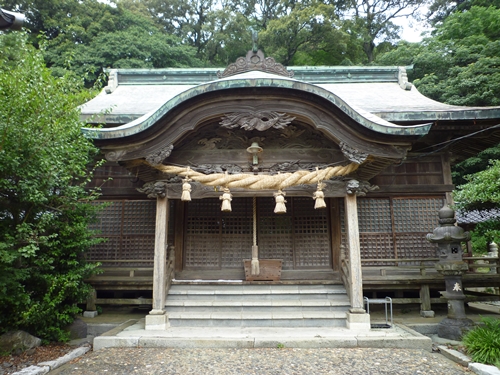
top-left (181, 176), bottom-right (192, 202)
top-left (219, 187), bottom-right (232, 212)
top-left (274, 189), bottom-right (287, 214)
top-left (313, 181), bottom-right (327, 209)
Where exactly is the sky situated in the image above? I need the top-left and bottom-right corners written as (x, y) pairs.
top-left (395, 17), bottom-right (432, 42)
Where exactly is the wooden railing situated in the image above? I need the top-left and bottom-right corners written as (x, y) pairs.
top-left (340, 258), bottom-right (351, 300)
top-left (361, 256), bottom-right (500, 274)
top-left (360, 257), bottom-right (500, 311)
top-left (85, 246), bottom-right (176, 308)
top-left (165, 246), bottom-right (175, 299)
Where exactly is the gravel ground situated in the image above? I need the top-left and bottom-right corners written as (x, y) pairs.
top-left (52, 347), bottom-right (471, 375)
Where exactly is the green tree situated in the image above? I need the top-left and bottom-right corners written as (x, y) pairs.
top-left (376, 6), bottom-right (500, 107)
top-left (453, 160), bottom-right (500, 252)
top-left (1, 0), bottom-right (117, 45)
top-left (2, 0), bottom-right (203, 85)
top-left (0, 32), bottom-right (102, 342)
top-left (137, 0), bottom-right (254, 64)
top-left (259, 2), bottom-right (349, 65)
top-left (45, 8), bottom-right (203, 85)
top-left (427, 0), bottom-right (500, 25)
top-left (454, 160), bottom-right (500, 212)
top-left (340, 0), bottom-right (428, 63)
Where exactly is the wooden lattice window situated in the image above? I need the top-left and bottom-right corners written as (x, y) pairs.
top-left (340, 196), bottom-right (444, 264)
top-left (392, 197), bottom-right (444, 262)
top-left (87, 200), bottom-right (174, 266)
top-left (184, 197), bottom-right (332, 270)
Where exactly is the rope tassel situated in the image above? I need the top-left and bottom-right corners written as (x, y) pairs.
top-left (313, 181), bottom-right (326, 209)
top-left (220, 187), bottom-right (232, 212)
top-left (274, 190), bottom-right (287, 214)
top-left (181, 169), bottom-right (192, 201)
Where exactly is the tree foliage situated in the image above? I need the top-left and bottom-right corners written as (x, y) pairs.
top-left (340, 0), bottom-right (426, 62)
top-left (46, 7), bottom-right (202, 85)
top-left (454, 160), bottom-right (500, 212)
top-left (259, 2), bottom-right (350, 65)
top-left (427, 0), bottom-right (500, 26)
top-left (376, 6), bottom-right (500, 106)
top-left (2, 0), bottom-right (436, 72)
top-left (0, 32), bottom-right (102, 341)
top-left (453, 160), bottom-right (500, 252)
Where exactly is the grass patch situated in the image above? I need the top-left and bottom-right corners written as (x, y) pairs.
top-left (462, 317), bottom-right (500, 368)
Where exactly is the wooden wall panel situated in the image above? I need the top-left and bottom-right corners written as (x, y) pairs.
top-left (370, 156), bottom-right (447, 193)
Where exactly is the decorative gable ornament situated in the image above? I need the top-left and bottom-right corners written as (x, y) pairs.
top-left (217, 49), bottom-right (294, 79)
top-left (220, 111), bottom-right (295, 131)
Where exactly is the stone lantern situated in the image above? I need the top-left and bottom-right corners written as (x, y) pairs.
top-left (426, 205), bottom-right (474, 340)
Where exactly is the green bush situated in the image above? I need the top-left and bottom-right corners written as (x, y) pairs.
top-left (0, 32), bottom-right (102, 342)
top-left (462, 317), bottom-right (500, 368)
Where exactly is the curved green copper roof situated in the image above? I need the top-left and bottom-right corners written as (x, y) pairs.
top-left (82, 72), bottom-right (432, 140)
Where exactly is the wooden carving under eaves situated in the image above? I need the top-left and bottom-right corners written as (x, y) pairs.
top-left (345, 179), bottom-right (379, 196)
top-left (217, 49), bottom-right (294, 78)
top-left (340, 142), bottom-right (369, 164)
top-left (145, 144), bottom-right (174, 166)
top-left (137, 181), bottom-right (168, 198)
top-left (220, 111), bottom-right (296, 131)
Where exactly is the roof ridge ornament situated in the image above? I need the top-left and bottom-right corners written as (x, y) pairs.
top-left (217, 49), bottom-right (294, 79)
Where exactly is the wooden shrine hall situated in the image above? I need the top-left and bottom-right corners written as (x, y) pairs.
top-left (81, 50), bottom-right (500, 330)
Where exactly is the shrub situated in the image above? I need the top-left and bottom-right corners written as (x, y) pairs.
top-left (0, 32), bottom-right (102, 342)
top-left (462, 317), bottom-right (500, 368)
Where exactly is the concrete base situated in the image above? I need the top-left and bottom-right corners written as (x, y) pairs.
top-left (420, 310), bottom-right (435, 318)
top-left (438, 317), bottom-right (474, 341)
top-left (83, 311), bottom-right (98, 318)
top-left (346, 312), bottom-right (371, 331)
top-left (93, 318), bottom-right (432, 351)
top-left (145, 313), bottom-right (169, 331)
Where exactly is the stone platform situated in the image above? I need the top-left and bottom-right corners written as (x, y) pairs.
top-left (92, 318), bottom-right (432, 351)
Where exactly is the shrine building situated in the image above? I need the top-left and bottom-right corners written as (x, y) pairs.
top-left (80, 50), bottom-right (500, 330)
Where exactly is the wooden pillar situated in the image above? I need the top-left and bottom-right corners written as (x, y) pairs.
top-left (151, 195), bottom-right (168, 313)
top-left (330, 199), bottom-right (342, 272)
top-left (145, 185), bottom-right (170, 330)
top-left (344, 192), bottom-right (365, 313)
top-left (420, 284), bottom-right (435, 317)
top-left (344, 182), bottom-right (370, 330)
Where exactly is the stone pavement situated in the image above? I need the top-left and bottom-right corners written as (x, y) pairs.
top-left (15, 304), bottom-right (500, 375)
top-left (51, 347), bottom-right (470, 375)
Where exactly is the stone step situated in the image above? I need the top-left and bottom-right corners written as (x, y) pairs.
top-left (166, 298), bottom-right (350, 312)
top-left (170, 284), bottom-right (347, 292)
top-left (166, 283), bottom-right (349, 328)
top-left (167, 311), bottom-right (347, 327)
top-left (167, 284), bottom-right (348, 301)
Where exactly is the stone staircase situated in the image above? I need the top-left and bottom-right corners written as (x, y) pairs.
top-left (165, 283), bottom-right (350, 328)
